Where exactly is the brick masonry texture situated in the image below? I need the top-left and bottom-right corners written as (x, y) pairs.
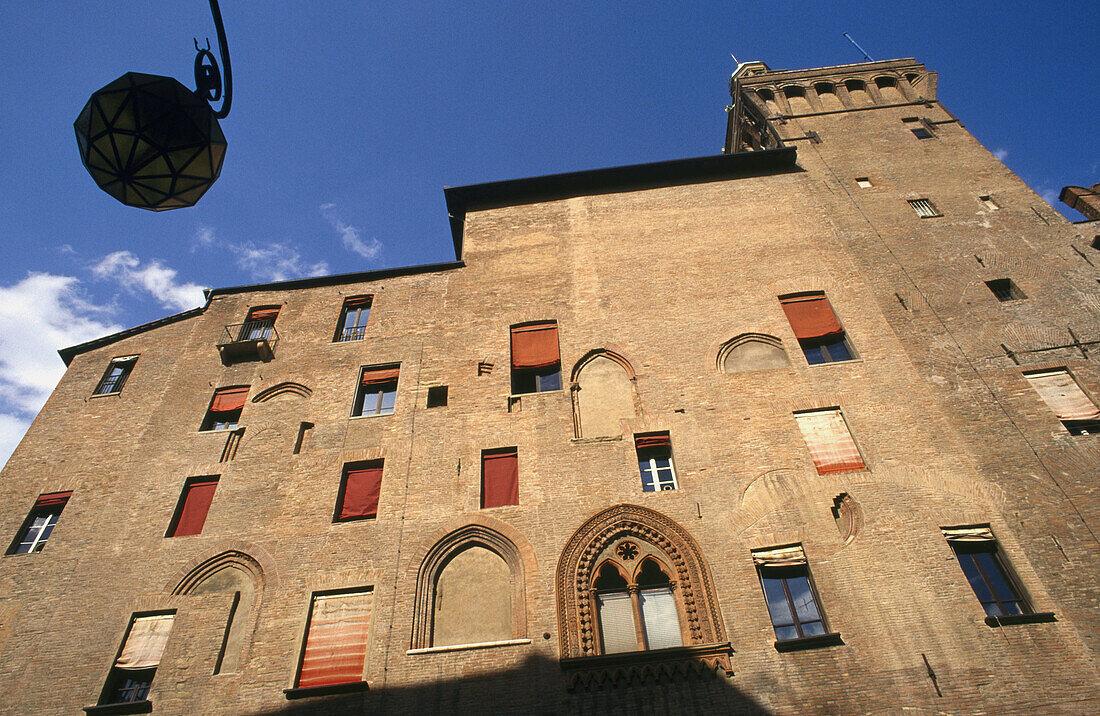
top-left (1, 58), bottom-right (1098, 714)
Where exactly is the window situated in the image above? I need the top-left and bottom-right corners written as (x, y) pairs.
top-left (200, 386), bottom-right (248, 431)
top-left (334, 296), bottom-right (372, 342)
top-left (634, 433), bottom-right (677, 492)
top-left (8, 491), bottom-right (71, 554)
top-left (510, 322), bottom-right (561, 394)
top-left (985, 278), bottom-right (1026, 302)
top-left (1024, 369), bottom-right (1100, 434)
top-left (855, 177), bottom-right (873, 188)
top-left (93, 356), bottom-right (137, 395)
top-left (794, 408), bottom-right (865, 474)
top-left (481, 448), bottom-right (518, 508)
top-left (911, 126), bottom-right (934, 139)
top-left (426, 385), bottom-right (448, 408)
top-left (779, 292), bottom-right (855, 364)
top-left (352, 365), bottom-right (399, 417)
top-left (166, 477), bottom-right (218, 537)
top-left (908, 198), bottom-right (940, 217)
top-left (943, 526), bottom-right (1031, 618)
top-left (98, 613), bottom-right (175, 707)
top-left (295, 590), bottom-right (372, 689)
top-left (335, 462), bottom-right (383, 521)
top-left (238, 306), bottom-right (279, 341)
top-left (752, 544), bottom-right (830, 643)
top-left (594, 557), bottom-right (683, 654)
top-left (979, 195), bottom-right (999, 210)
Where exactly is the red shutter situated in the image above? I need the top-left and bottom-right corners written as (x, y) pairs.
top-left (34, 491), bottom-right (72, 508)
top-left (482, 450), bottom-right (519, 508)
top-left (360, 367), bottom-right (400, 386)
top-left (171, 479), bottom-right (218, 537)
top-left (338, 467), bottom-right (382, 520)
top-left (344, 296), bottom-right (372, 307)
top-left (510, 323), bottom-right (560, 369)
top-left (247, 307), bottom-right (280, 321)
top-left (297, 591), bottom-right (372, 688)
top-left (210, 386), bottom-right (249, 413)
top-left (795, 410), bottom-right (865, 474)
top-left (780, 295), bottom-right (844, 340)
top-left (634, 433), bottom-right (671, 450)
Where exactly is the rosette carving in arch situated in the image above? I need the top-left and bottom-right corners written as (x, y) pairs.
top-left (556, 504), bottom-right (727, 659)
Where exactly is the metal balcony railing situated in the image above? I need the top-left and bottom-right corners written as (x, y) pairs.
top-left (217, 321), bottom-right (279, 364)
top-left (336, 325), bottom-right (368, 342)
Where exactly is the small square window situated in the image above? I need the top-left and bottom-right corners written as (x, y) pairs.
top-left (510, 322), bottom-right (562, 394)
top-left (353, 365), bottom-right (399, 417)
top-left (985, 278), bottom-right (1026, 302)
top-left (911, 127), bottom-right (934, 140)
top-left (634, 433), bottom-right (678, 492)
top-left (7, 491), bottom-right (71, 554)
top-left (334, 296), bottom-right (372, 342)
top-left (166, 477), bottom-right (219, 537)
top-left (93, 356), bottom-right (137, 395)
top-left (855, 177), bottom-right (873, 188)
top-left (426, 385), bottom-right (448, 408)
top-left (1090, 236), bottom-right (1100, 250)
top-left (201, 386), bottom-right (249, 431)
top-left (943, 526), bottom-right (1032, 618)
top-left (908, 198), bottom-right (940, 217)
top-left (979, 195), bottom-right (999, 210)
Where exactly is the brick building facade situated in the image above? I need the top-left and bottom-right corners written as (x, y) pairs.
top-left (1, 57), bottom-right (1098, 714)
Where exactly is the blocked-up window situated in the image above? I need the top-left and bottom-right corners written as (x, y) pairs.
top-left (93, 356), bottom-right (137, 395)
top-left (752, 545), bottom-right (830, 642)
top-left (97, 613), bottom-right (175, 707)
top-left (353, 366), bottom-right (399, 417)
top-left (7, 491), bottom-right (71, 554)
top-left (295, 590), bottom-right (373, 689)
top-left (510, 322), bottom-right (561, 394)
top-left (166, 477), bottom-right (219, 537)
top-left (335, 462), bottom-right (383, 521)
top-left (780, 293), bottom-right (855, 364)
top-left (942, 526), bottom-right (1032, 618)
top-left (334, 296), bottom-right (372, 342)
top-left (794, 409), bottom-right (866, 474)
top-left (481, 448), bottom-right (519, 508)
top-left (201, 386), bottom-right (248, 431)
top-left (1024, 369), bottom-right (1100, 434)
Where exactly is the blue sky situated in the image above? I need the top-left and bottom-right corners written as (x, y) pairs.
top-left (0, 1), bottom-right (1097, 466)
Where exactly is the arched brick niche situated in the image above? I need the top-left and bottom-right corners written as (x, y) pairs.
top-left (570, 349), bottom-right (638, 439)
top-left (251, 381), bottom-right (312, 402)
top-left (556, 505), bottom-right (729, 669)
top-left (411, 523), bottom-right (529, 649)
top-left (717, 333), bottom-right (790, 373)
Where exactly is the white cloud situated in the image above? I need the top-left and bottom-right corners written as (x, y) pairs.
top-left (93, 251), bottom-right (206, 311)
top-left (192, 225), bottom-right (217, 250)
top-left (320, 203), bottom-right (382, 261)
top-left (992, 147), bottom-right (1009, 161)
top-left (0, 273), bottom-right (123, 469)
top-left (230, 242), bottom-right (329, 283)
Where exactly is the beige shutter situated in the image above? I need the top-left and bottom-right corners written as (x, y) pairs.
top-left (752, 544), bottom-right (808, 568)
top-left (1025, 370), bottom-right (1100, 421)
top-left (115, 614), bottom-right (175, 670)
top-left (794, 409), bottom-right (865, 474)
top-left (941, 526), bottom-right (995, 543)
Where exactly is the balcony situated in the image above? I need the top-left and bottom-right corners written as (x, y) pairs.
top-left (217, 321), bottom-right (278, 364)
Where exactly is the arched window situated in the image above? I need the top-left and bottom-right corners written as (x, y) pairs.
top-left (874, 75), bottom-right (905, 102)
top-left (844, 79), bottom-right (871, 106)
top-left (557, 504), bottom-right (730, 674)
top-left (782, 85), bottom-right (811, 114)
top-left (814, 82), bottom-right (843, 111)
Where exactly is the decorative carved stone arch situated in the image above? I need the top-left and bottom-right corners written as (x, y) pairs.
top-left (410, 522), bottom-right (531, 649)
top-left (556, 504), bottom-right (728, 660)
top-left (251, 381), bottom-right (312, 403)
top-left (570, 348), bottom-right (640, 439)
top-left (716, 333), bottom-right (790, 374)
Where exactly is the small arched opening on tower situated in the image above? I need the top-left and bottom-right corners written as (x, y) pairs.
top-left (782, 85), bottom-right (812, 114)
top-left (814, 82), bottom-right (844, 111)
top-left (874, 75), bottom-right (905, 103)
top-left (844, 79), bottom-right (872, 106)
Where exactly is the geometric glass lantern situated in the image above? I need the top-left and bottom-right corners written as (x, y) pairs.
top-left (74, 72), bottom-right (227, 211)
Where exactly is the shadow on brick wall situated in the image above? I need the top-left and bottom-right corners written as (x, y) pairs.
top-left (256, 652), bottom-right (771, 716)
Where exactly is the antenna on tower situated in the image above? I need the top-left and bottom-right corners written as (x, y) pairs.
top-left (730, 53), bottom-right (740, 65)
top-left (842, 33), bottom-right (875, 62)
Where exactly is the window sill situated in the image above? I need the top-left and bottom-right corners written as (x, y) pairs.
top-left (198, 428), bottom-right (241, 434)
top-left (349, 412), bottom-right (395, 420)
top-left (803, 357), bottom-right (864, 369)
top-left (283, 681), bottom-right (369, 700)
top-left (407, 638), bottom-right (532, 655)
top-left (508, 389), bottom-right (564, 399)
top-left (985, 612), bottom-right (1056, 627)
top-left (89, 392), bottom-right (122, 399)
top-left (84, 701), bottom-right (152, 715)
top-left (774, 632), bottom-right (844, 652)
top-left (570, 435), bottom-right (623, 444)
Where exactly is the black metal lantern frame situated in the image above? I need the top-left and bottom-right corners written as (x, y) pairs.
top-left (74, 0), bottom-right (234, 211)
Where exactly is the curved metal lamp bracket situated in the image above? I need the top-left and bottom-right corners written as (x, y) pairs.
top-left (192, 0), bottom-right (232, 118)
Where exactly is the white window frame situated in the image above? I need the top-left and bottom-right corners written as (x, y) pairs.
top-left (16, 509), bottom-right (61, 553)
top-left (638, 456), bottom-right (678, 492)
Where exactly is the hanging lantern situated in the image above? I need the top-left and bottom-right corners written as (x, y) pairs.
top-left (73, 0), bottom-right (233, 211)
top-left (74, 73), bottom-right (227, 211)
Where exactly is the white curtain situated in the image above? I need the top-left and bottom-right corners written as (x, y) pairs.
top-left (639, 588), bottom-right (683, 649)
top-left (115, 614), bottom-right (175, 670)
top-left (596, 592), bottom-right (637, 653)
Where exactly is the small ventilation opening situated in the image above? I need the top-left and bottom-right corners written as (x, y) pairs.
top-left (426, 386), bottom-right (449, 408)
top-left (985, 278), bottom-right (1026, 302)
top-left (855, 177), bottom-right (873, 188)
top-left (979, 195), bottom-right (999, 210)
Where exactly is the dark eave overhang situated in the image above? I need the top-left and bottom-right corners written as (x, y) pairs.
top-left (444, 146), bottom-right (798, 258)
top-left (58, 260), bottom-right (465, 365)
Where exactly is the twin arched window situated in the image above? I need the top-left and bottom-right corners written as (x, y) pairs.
top-left (593, 552), bottom-right (683, 653)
